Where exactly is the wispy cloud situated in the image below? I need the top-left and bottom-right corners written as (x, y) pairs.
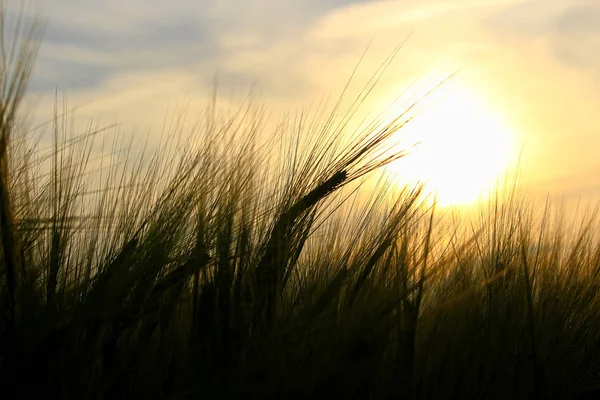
top-left (486, 0), bottom-right (600, 76)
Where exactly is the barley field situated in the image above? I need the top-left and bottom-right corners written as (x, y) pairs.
top-left (1, 7), bottom-right (600, 400)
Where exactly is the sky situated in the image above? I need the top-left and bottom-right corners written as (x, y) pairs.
top-left (8, 0), bottom-right (600, 209)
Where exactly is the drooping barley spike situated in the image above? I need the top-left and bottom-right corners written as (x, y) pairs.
top-left (255, 169), bottom-right (347, 324)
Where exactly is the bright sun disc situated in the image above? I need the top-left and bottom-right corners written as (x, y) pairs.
top-left (390, 86), bottom-right (515, 207)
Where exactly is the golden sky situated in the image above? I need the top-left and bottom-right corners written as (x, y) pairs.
top-left (15, 0), bottom-right (600, 207)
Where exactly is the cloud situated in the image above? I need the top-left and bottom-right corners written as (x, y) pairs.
top-left (23, 0), bottom-right (369, 93)
top-left (485, 0), bottom-right (600, 77)
top-left (25, 0), bottom-right (510, 97)
top-left (28, 1), bottom-right (212, 91)
top-left (552, 2), bottom-right (600, 73)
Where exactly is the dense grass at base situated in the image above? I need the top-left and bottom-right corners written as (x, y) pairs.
top-left (2, 8), bottom-right (600, 400)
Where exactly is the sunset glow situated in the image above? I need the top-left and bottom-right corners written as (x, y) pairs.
top-left (390, 86), bottom-right (516, 206)
top-left (21, 0), bottom-right (600, 208)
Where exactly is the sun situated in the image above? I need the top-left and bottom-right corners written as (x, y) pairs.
top-left (389, 85), bottom-right (516, 207)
